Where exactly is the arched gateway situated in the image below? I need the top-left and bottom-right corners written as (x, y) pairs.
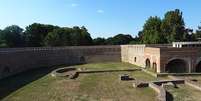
top-left (145, 59), bottom-right (151, 68)
top-left (165, 59), bottom-right (188, 73)
top-left (195, 61), bottom-right (201, 72)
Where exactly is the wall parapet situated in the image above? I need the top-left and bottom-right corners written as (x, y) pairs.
top-left (0, 45), bottom-right (121, 80)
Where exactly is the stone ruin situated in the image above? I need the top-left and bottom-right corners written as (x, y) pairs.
top-left (120, 74), bottom-right (134, 81)
top-left (133, 80), bottom-right (149, 88)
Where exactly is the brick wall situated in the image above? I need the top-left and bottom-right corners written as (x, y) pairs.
top-left (121, 45), bottom-right (146, 67)
top-left (0, 46), bottom-right (121, 79)
top-left (2, 44), bottom-right (201, 79)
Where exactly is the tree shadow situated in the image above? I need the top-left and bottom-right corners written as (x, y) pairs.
top-left (0, 66), bottom-right (64, 100)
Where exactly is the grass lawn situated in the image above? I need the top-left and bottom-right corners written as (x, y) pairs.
top-left (177, 75), bottom-right (201, 86)
top-left (165, 84), bottom-right (201, 101)
top-left (0, 62), bottom-right (158, 101)
top-left (75, 62), bottom-right (141, 71)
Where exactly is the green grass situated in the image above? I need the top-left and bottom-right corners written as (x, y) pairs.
top-left (75, 62), bottom-right (140, 71)
top-left (165, 84), bottom-right (201, 101)
top-left (177, 75), bottom-right (201, 85)
top-left (0, 62), bottom-right (159, 101)
top-left (146, 67), bottom-right (156, 73)
top-left (78, 72), bottom-right (156, 101)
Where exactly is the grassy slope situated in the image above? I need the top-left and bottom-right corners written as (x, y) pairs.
top-left (1, 62), bottom-right (158, 101)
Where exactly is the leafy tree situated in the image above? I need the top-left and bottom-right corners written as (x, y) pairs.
top-left (106, 34), bottom-right (134, 45)
top-left (0, 29), bottom-right (7, 47)
top-left (44, 26), bottom-right (93, 46)
top-left (93, 37), bottom-right (106, 45)
top-left (141, 16), bottom-right (166, 44)
top-left (79, 26), bottom-right (93, 45)
top-left (24, 23), bottom-right (59, 47)
top-left (161, 9), bottom-right (186, 43)
top-left (0, 25), bottom-right (24, 47)
top-left (139, 9), bottom-right (188, 44)
top-left (70, 26), bottom-right (93, 46)
top-left (44, 29), bottom-right (62, 46)
top-left (129, 36), bottom-right (141, 44)
top-left (183, 28), bottom-right (196, 41)
top-left (195, 24), bottom-right (201, 40)
top-left (44, 28), bottom-right (72, 46)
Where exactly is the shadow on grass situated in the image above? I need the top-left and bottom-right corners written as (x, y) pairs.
top-left (0, 66), bottom-right (65, 100)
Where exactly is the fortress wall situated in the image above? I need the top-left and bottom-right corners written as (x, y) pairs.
top-left (144, 47), bottom-right (161, 72)
top-left (159, 47), bottom-right (201, 73)
top-left (0, 46), bottom-right (121, 79)
top-left (121, 45), bottom-right (146, 67)
top-left (2, 44), bottom-right (201, 79)
top-left (121, 45), bottom-right (161, 72)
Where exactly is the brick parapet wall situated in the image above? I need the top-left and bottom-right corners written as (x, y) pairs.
top-left (0, 45), bottom-right (121, 79)
top-left (159, 47), bottom-right (201, 73)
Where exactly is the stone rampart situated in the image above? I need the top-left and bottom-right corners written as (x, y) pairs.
top-left (0, 46), bottom-right (121, 79)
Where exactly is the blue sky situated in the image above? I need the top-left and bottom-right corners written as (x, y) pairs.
top-left (0, 0), bottom-right (200, 38)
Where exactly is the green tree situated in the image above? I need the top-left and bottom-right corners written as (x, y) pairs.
top-left (79, 26), bottom-right (93, 45)
top-left (70, 26), bottom-right (93, 46)
top-left (141, 16), bottom-right (166, 44)
top-left (0, 25), bottom-right (24, 47)
top-left (195, 24), bottom-right (201, 40)
top-left (106, 34), bottom-right (134, 45)
top-left (0, 29), bottom-right (7, 47)
top-left (44, 26), bottom-right (93, 46)
top-left (24, 23), bottom-right (59, 47)
top-left (44, 28), bottom-right (72, 46)
top-left (93, 37), bottom-right (106, 45)
top-left (161, 9), bottom-right (186, 43)
top-left (129, 36), bottom-right (141, 44)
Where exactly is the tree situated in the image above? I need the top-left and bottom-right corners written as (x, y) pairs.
top-left (44, 28), bottom-right (72, 46)
top-left (138, 9), bottom-right (188, 44)
top-left (0, 25), bottom-right (24, 47)
top-left (70, 26), bottom-right (93, 46)
top-left (195, 24), bottom-right (201, 40)
top-left (93, 37), bottom-right (106, 45)
top-left (24, 23), bottom-right (59, 47)
top-left (0, 29), bottom-right (7, 47)
top-left (161, 9), bottom-right (186, 43)
top-left (183, 28), bottom-right (196, 41)
top-left (129, 36), bottom-right (141, 44)
top-left (141, 16), bottom-right (166, 44)
top-left (44, 26), bottom-right (93, 46)
top-left (106, 34), bottom-right (134, 45)
top-left (79, 26), bottom-right (93, 45)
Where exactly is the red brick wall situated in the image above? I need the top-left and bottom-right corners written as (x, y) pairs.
top-left (0, 46), bottom-right (121, 79)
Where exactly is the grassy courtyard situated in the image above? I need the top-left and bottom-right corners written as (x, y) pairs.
top-left (0, 62), bottom-right (157, 101)
top-left (177, 75), bottom-right (201, 86)
top-left (165, 84), bottom-right (201, 101)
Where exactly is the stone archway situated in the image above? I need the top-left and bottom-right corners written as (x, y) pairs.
top-left (79, 56), bottom-right (86, 64)
top-left (134, 57), bottom-right (137, 62)
top-left (0, 66), bottom-right (10, 77)
top-left (195, 61), bottom-right (201, 72)
top-left (152, 62), bottom-right (157, 72)
top-left (145, 58), bottom-right (151, 68)
top-left (165, 59), bottom-right (188, 73)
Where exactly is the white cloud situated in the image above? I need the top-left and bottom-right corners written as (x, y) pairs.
top-left (71, 3), bottom-right (79, 7)
top-left (97, 9), bottom-right (104, 13)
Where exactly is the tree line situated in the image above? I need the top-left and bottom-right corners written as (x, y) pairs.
top-left (0, 9), bottom-right (201, 48)
top-left (136, 9), bottom-right (201, 44)
top-left (0, 23), bottom-right (134, 47)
